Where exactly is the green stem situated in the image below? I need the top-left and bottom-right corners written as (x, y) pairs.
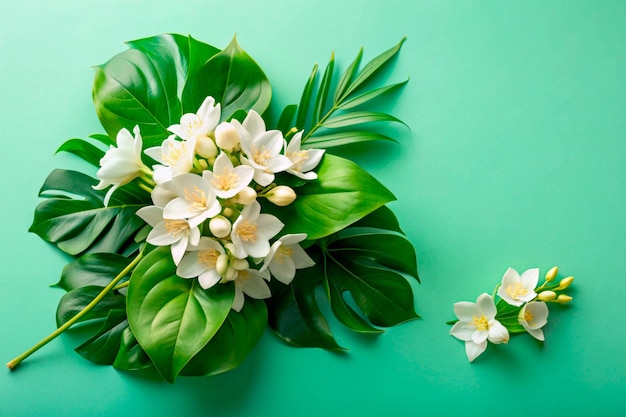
top-left (6, 250), bottom-right (144, 371)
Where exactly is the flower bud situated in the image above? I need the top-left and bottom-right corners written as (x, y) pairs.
top-left (215, 122), bottom-right (240, 152)
top-left (236, 187), bottom-right (257, 205)
top-left (222, 207), bottom-right (234, 218)
top-left (216, 254), bottom-right (230, 276)
top-left (224, 243), bottom-right (236, 255)
top-left (537, 291), bottom-right (557, 302)
top-left (265, 185), bottom-right (296, 206)
top-left (225, 266), bottom-right (238, 281)
top-left (233, 258), bottom-right (249, 271)
top-left (556, 294), bottom-right (573, 304)
top-left (195, 136), bottom-right (218, 159)
top-left (545, 266), bottom-right (558, 282)
top-left (209, 215), bottom-right (232, 238)
top-left (556, 276), bottom-right (574, 290)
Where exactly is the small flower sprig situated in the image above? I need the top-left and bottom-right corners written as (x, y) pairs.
top-left (449, 266), bottom-right (574, 362)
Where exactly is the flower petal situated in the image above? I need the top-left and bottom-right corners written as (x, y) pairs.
top-left (465, 340), bottom-right (488, 362)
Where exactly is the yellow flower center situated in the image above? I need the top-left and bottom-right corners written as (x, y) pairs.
top-left (198, 249), bottom-right (219, 268)
top-left (237, 270), bottom-right (250, 281)
top-left (212, 171), bottom-right (239, 191)
top-left (274, 245), bottom-right (293, 264)
top-left (287, 150), bottom-right (309, 171)
top-left (252, 146), bottom-right (273, 171)
top-left (506, 282), bottom-right (528, 299)
top-left (236, 220), bottom-right (257, 242)
top-left (164, 219), bottom-right (189, 237)
top-left (524, 310), bottom-right (534, 325)
top-left (183, 117), bottom-right (202, 137)
top-left (184, 186), bottom-right (207, 211)
top-left (472, 315), bottom-right (489, 331)
top-left (163, 141), bottom-right (189, 166)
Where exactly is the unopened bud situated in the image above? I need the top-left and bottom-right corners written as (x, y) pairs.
top-left (556, 276), bottom-right (574, 290)
top-left (216, 254), bottom-right (230, 276)
top-left (233, 258), bottom-right (249, 271)
top-left (215, 122), bottom-right (240, 152)
top-left (236, 187), bottom-right (257, 205)
top-left (195, 136), bottom-right (218, 159)
top-left (224, 243), bottom-right (236, 255)
top-left (209, 215), bottom-right (231, 238)
top-left (538, 291), bottom-right (557, 302)
top-left (556, 294), bottom-right (573, 304)
top-left (222, 207), bottom-right (234, 218)
top-left (265, 185), bottom-right (296, 206)
top-left (545, 266), bottom-right (558, 282)
top-left (225, 267), bottom-right (238, 281)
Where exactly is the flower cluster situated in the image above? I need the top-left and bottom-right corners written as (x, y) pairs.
top-left (450, 266), bottom-right (574, 362)
top-left (95, 96), bottom-right (324, 311)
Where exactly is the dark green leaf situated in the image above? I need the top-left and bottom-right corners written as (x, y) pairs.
top-left (75, 310), bottom-right (128, 365)
top-left (56, 285), bottom-right (126, 327)
top-left (127, 247), bottom-right (235, 382)
top-left (302, 131), bottom-right (397, 149)
top-left (350, 205), bottom-right (403, 234)
top-left (88, 133), bottom-right (115, 147)
top-left (277, 104), bottom-right (298, 134)
top-left (322, 111), bottom-right (405, 129)
top-left (341, 37), bottom-right (406, 99)
top-left (181, 298), bottom-right (268, 376)
top-left (263, 154), bottom-right (395, 239)
top-left (334, 47), bottom-right (363, 102)
top-left (313, 54), bottom-right (334, 125)
top-left (113, 327), bottom-right (154, 371)
top-left (267, 260), bottom-right (344, 350)
top-left (338, 79), bottom-right (408, 110)
top-left (188, 36), bottom-right (271, 120)
top-left (324, 274), bottom-right (383, 333)
top-left (56, 253), bottom-right (132, 291)
top-left (296, 64), bottom-right (318, 130)
top-left (55, 138), bottom-right (105, 167)
top-left (29, 169), bottom-right (147, 256)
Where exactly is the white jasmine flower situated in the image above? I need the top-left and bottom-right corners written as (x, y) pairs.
top-left (260, 233), bottom-right (315, 284)
top-left (450, 293), bottom-right (509, 362)
top-left (145, 135), bottom-right (196, 181)
top-left (163, 173), bottom-right (222, 228)
top-left (285, 131), bottom-right (324, 180)
top-left (203, 152), bottom-right (254, 199)
top-left (168, 96), bottom-right (221, 142)
top-left (235, 110), bottom-right (292, 186)
top-left (518, 301), bottom-right (549, 341)
top-left (94, 126), bottom-right (149, 206)
top-left (497, 267), bottom-right (539, 307)
top-left (231, 201), bottom-right (284, 258)
top-left (135, 205), bottom-right (200, 265)
top-left (231, 268), bottom-right (272, 312)
top-left (176, 237), bottom-right (225, 289)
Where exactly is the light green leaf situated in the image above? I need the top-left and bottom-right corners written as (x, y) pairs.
top-left (127, 247), bottom-right (235, 382)
top-left (322, 111), bottom-right (405, 129)
top-left (338, 79), bottom-right (408, 110)
top-left (302, 131), bottom-right (397, 149)
top-left (334, 47), bottom-right (363, 102)
top-left (313, 54), bottom-right (334, 125)
top-left (296, 63), bottom-right (318, 130)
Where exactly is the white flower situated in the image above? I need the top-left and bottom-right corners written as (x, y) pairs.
top-left (135, 205), bottom-right (200, 265)
top-left (231, 268), bottom-right (271, 312)
top-left (215, 122), bottom-right (240, 152)
top-left (260, 233), bottom-right (315, 284)
top-left (235, 110), bottom-right (292, 186)
top-left (203, 152), bottom-right (254, 199)
top-left (497, 267), bottom-right (539, 307)
top-left (285, 131), bottom-right (324, 180)
top-left (264, 185), bottom-right (296, 206)
top-left (176, 237), bottom-right (225, 289)
top-left (168, 96), bottom-right (221, 142)
top-left (231, 201), bottom-right (284, 258)
top-left (144, 135), bottom-right (195, 181)
top-left (94, 126), bottom-right (149, 206)
top-left (163, 173), bottom-right (221, 228)
top-left (518, 301), bottom-right (549, 341)
top-left (450, 293), bottom-right (509, 362)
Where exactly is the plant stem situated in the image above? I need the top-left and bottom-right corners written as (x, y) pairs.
top-left (6, 250), bottom-right (144, 371)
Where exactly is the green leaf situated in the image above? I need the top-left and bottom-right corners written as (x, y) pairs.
top-left (181, 298), bottom-right (268, 376)
top-left (56, 285), bottom-right (126, 327)
top-left (57, 253), bottom-right (132, 291)
top-left (29, 169), bottom-right (147, 256)
top-left (350, 205), bottom-right (403, 234)
top-left (322, 111), bottom-right (405, 129)
top-left (340, 37), bottom-right (406, 99)
top-left (127, 247), bottom-right (235, 383)
top-left (75, 310), bottom-right (128, 365)
top-left (338, 79), bottom-right (408, 110)
top-left (277, 104), bottom-right (298, 134)
top-left (267, 258), bottom-right (344, 350)
top-left (113, 327), bottom-right (154, 371)
top-left (55, 138), bottom-right (105, 167)
top-left (186, 36), bottom-right (271, 120)
top-left (264, 154), bottom-right (395, 239)
top-left (296, 63), bottom-right (318, 130)
top-left (302, 131), bottom-right (397, 149)
top-left (334, 47), bottom-right (362, 102)
top-left (324, 274), bottom-right (383, 334)
top-left (313, 54), bottom-right (334, 125)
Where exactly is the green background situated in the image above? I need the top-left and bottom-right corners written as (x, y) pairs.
top-left (1, 0), bottom-right (624, 415)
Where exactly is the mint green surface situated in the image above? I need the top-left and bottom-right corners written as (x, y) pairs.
top-left (1, 1), bottom-right (624, 416)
